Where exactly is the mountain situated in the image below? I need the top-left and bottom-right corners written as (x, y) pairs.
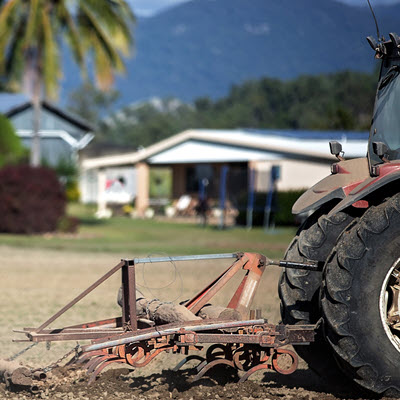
top-left (62, 0), bottom-right (400, 106)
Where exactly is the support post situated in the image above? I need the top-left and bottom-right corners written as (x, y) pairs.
top-left (246, 168), bottom-right (255, 230)
top-left (121, 260), bottom-right (137, 331)
top-left (219, 165), bottom-right (229, 230)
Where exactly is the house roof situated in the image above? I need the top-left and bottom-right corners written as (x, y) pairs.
top-left (81, 128), bottom-right (369, 169)
top-left (0, 93), bottom-right (30, 114)
top-left (0, 93), bottom-right (94, 132)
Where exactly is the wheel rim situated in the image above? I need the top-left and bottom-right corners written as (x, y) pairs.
top-left (380, 257), bottom-right (400, 353)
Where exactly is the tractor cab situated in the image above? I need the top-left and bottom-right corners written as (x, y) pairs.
top-left (368, 33), bottom-right (400, 170)
top-left (292, 32), bottom-right (400, 216)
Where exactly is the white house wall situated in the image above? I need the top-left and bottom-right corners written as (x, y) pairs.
top-left (80, 166), bottom-right (137, 204)
top-left (253, 159), bottom-right (331, 192)
top-left (11, 107), bottom-right (86, 140)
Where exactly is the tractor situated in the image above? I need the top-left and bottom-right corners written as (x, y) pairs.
top-left (279, 32), bottom-right (400, 394)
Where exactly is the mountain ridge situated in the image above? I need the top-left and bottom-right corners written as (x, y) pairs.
top-left (63, 0), bottom-right (400, 106)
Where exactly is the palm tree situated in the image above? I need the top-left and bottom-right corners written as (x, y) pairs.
top-left (0, 0), bottom-right (134, 166)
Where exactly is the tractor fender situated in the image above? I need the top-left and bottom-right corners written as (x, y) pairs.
top-left (327, 162), bottom-right (400, 216)
top-left (292, 158), bottom-right (370, 215)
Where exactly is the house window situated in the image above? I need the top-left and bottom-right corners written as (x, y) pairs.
top-left (186, 164), bottom-right (214, 193)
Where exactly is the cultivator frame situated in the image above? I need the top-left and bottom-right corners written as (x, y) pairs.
top-left (14, 252), bottom-right (318, 383)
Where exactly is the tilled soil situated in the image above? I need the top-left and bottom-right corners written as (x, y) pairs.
top-left (0, 358), bottom-right (390, 400)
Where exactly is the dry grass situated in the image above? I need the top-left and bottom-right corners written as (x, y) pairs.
top-left (0, 245), bottom-right (282, 368)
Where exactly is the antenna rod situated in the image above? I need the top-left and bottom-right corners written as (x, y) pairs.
top-left (367, 0), bottom-right (381, 41)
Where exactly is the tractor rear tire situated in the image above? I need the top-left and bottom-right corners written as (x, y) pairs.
top-left (279, 210), bottom-right (355, 377)
top-left (321, 194), bottom-right (400, 394)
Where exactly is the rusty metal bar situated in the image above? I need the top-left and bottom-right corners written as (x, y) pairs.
top-left (234, 253), bottom-right (266, 319)
top-left (128, 262), bottom-right (137, 331)
top-left (63, 317), bottom-right (122, 330)
top-left (83, 318), bottom-right (266, 352)
top-left (25, 331), bottom-right (123, 342)
top-left (179, 331), bottom-right (314, 346)
top-left (132, 253), bottom-right (238, 264)
top-left (36, 261), bottom-right (125, 332)
top-left (121, 263), bottom-right (128, 326)
top-left (186, 254), bottom-right (248, 314)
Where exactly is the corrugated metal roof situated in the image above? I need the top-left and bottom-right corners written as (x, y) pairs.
top-left (81, 128), bottom-right (369, 169)
top-left (149, 139), bottom-right (284, 164)
top-left (245, 128), bottom-right (369, 140)
top-left (0, 93), bottom-right (94, 132)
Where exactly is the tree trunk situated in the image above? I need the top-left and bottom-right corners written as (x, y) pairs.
top-left (30, 86), bottom-right (41, 167)
top-left (25, 49), bottom-right (42, 167)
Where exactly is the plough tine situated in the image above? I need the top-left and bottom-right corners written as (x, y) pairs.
top-left (88, 359), bottom-right (126, 385)
top-left (195, 359), bottom-right (207, 372)
top-left (87, 355), bottom-right (117, 374)
top-left (193, 358), bottom-right (235, 381)
top-left (238, 364), bottom-right (272, 383)
top-left (75, 351), bottom-right (107, 365)
top-left (172, 355), bottom-right (205, 372)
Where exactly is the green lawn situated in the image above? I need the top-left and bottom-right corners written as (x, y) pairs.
top-left (0, 204), bottom-right (297, 259)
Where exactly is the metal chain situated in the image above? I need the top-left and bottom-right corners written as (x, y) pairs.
top-left (6, 342), bottom-right (81, 374)
top-left (6, 342), bottom-right (38, 362)
top-left (40, 343), bottom-right (81, 373)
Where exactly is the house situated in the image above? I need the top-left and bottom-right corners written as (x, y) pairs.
top-left (0, 93), bottom-right (94, 166)
top-left (79, 128), bottom-right (369, 216)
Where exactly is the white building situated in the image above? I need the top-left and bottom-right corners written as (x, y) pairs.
top-left (80, 128), bottom-right (368, 214)
top-left (0, 93), bottom-right (94, 166)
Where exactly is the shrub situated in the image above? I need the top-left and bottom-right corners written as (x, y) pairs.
top-left (57, 216), bottom-right (80, 233)
top-left (236, 189), bottom-right (306, 227)
top-left (65, 181), bottom-right (80, 202)
top-left (0, 114), bottom-right (27, 167)
top-left (0, 165), bottom-right (66, 233)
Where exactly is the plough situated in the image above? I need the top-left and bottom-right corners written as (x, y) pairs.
top-left (14, 252), bottom-right (318, 384)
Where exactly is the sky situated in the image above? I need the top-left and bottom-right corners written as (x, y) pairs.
top-left (129, 0), bottom-right (400, 17)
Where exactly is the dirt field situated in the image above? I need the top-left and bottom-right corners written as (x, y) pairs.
top-left (0, 245), bottom-right (388, 399)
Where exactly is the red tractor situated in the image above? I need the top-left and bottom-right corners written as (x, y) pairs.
top-left (279, 32), bottom-right (400, 394)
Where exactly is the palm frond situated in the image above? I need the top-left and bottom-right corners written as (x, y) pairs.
top-left (41, 7), bottom-right (60, 99)
top-left (56, 1), bottom-right (84, 67)
top-left (23, 0), bottom-right (40, 48)
top-left (83, 0), bottom-right (134, 56)
top-left (0, 0), bottom-right (20, 37)
top-left (78, 1), bottom-right (126, 83)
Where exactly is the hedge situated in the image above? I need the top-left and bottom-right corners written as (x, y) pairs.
top-left (0, 165), bottom-right (66, 233)
top-left (236, 189), bottom-right (306, 227)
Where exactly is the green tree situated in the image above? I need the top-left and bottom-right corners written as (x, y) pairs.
top-left (0, 0), bottom-right (134, 166)
top-left (0, 113), bottom-right (27, 167)
top-left (67, 81), bottom-right (120, 127)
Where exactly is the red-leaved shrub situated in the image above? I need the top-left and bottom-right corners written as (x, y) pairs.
top-left (0, 165), bottom-right (66, 233)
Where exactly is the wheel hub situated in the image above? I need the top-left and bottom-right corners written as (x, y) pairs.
top-left (380, 260), bottom-right (400, 350)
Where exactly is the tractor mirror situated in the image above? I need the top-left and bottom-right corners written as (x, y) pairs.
top-left (367, 36), bottom-right (379, 51)
top-left (389, 32), bottom-right (400, 49)
top-left (372, 141), bottom-right (389, 159)
top-left (329, 141), bottom-right (342, 158)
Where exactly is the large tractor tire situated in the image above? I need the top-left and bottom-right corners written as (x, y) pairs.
top-left (279, 210), bottom-right (355, 377)
top-left (321, 194), bottom-right (400, 394)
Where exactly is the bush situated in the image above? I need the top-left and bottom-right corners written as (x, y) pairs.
top-left (57, 216), bottom-right (80, 233)
top-left (0, 165), bottom-right (66, 233)
top-left (236, 189), bottom-right (306, 227)
top-left (0, 114), bottom-right (27, 167)
top-left (65, 181), bottom-right (80, 202)
top-left (275, 190), bottom-right (306, 226)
